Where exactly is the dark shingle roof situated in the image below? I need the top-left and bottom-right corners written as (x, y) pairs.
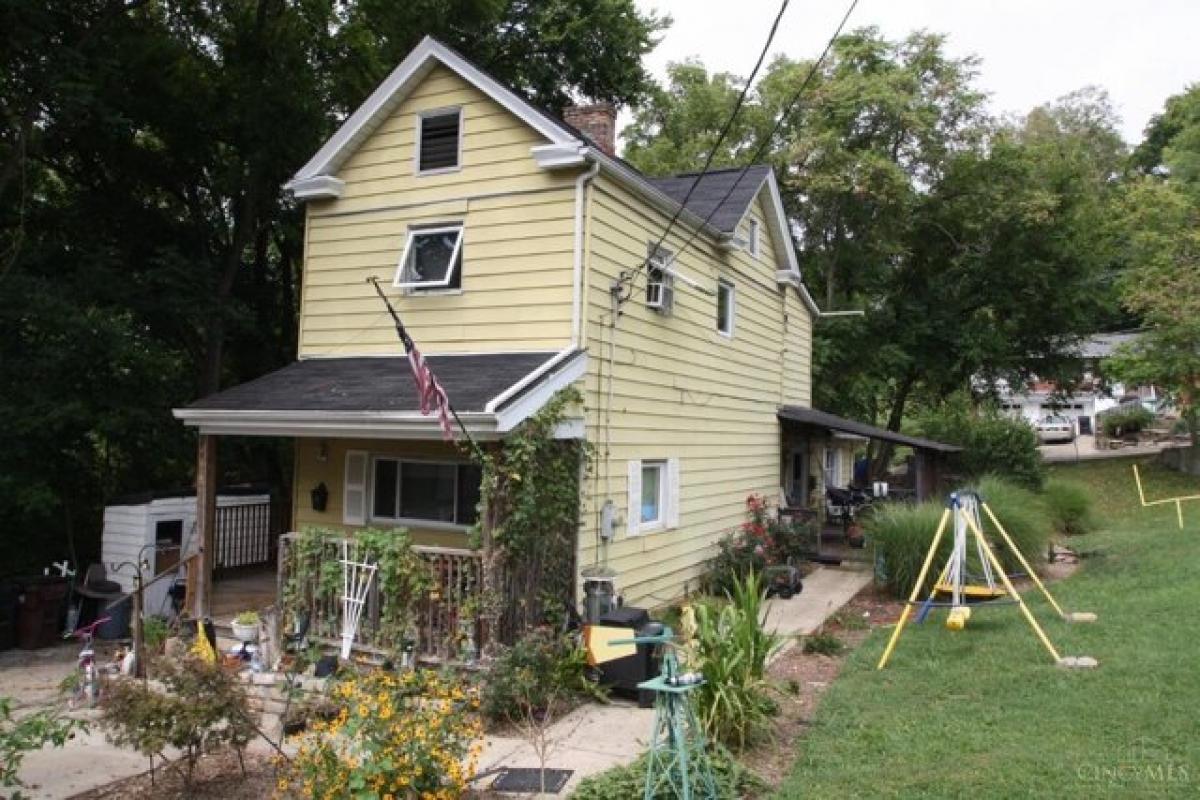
top-left (188, 352), bottom-right (568, 413)
top-left (778, 406), bottom-right (962, 453)
top-left (646, 165), bottom-right (773, 235)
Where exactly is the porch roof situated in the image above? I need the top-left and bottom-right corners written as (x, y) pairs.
top-left (173, 349), bottom-right (587, 439)
top-left (777, 405), bottom-right (962, 454)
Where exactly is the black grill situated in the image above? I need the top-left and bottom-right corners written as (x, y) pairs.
top-left (419, 111), bottom-right (460, 171)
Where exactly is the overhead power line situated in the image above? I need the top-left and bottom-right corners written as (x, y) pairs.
top-left (665, 0), bottom-right (860, 275)
top-left (615, 0), bottom-right (793, 304)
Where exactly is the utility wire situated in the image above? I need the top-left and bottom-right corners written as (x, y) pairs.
top-left (616, 0), bottom-right (792, 304)
top-left (663, 0), bottom-right (860, 276)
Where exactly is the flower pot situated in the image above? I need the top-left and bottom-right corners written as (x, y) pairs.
top-left (231, 622), bottom-right (259, 643)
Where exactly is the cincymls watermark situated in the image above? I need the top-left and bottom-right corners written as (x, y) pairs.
top-left (1076, 737), bottom-right (1191, 786)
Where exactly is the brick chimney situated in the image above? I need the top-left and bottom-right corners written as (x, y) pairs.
top-left (563, 103), bottom-right (617, 156)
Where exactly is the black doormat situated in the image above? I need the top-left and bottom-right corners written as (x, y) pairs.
top-left (491, 767), bottom-right (574, 793)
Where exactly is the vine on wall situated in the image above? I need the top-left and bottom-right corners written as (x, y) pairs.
top-left (472, 386), bottom-right (591, 650)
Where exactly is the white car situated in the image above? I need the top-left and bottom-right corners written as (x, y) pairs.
top-left (1036, 414), bottom-right (1075, 443)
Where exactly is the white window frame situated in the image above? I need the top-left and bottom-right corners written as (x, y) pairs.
top-left (748, 217), bottom-right (761, 258)
top-left (716, 279), bottom-right (735, 337)
top-left (414, 106), bottom-right (464, 176)
top-left (393, 224), bottom-right (464, 290)
top-left (824, 446), bottom-right (842, 487)
top-left (640, 460), bottom-right (666, 529)
top-left (368, 455), bottom-right (479, 530)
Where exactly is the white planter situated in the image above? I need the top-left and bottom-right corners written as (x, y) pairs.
top-left (231, 622), bottom-right (259, 643)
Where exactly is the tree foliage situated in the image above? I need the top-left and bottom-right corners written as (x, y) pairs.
top-left (0, 0), bottom-right (666, 575)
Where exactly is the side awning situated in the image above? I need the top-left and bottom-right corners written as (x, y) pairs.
top-left (174, 349), bottom-right (586, 440)
top-left (777, 406), bottom-right (961, 453)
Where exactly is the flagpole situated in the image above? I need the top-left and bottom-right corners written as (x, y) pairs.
top-left (367, 277), bottom-right (487, 462)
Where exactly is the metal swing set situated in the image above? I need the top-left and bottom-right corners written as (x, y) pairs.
top-left (877, 491), bottom-right (1098, 670)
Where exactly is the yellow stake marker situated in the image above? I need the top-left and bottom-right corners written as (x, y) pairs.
top-left (1132, 464), bottom-right (1200, 530)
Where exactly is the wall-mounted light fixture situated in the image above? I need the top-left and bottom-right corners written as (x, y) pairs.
top-left (310, 482), bottom-right (329, 512)
top-left (316, 441), bottom-right (329, 463)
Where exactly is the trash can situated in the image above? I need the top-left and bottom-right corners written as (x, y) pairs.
top-left (16, 576), bottom-right (68, 649)
top-left (0, 581), bottom-right (20, 651)
top-left (97, 594), bottom-right (131, 640)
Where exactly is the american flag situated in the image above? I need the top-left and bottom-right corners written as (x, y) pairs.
top-left (403, 332), bottom-right (455, 441)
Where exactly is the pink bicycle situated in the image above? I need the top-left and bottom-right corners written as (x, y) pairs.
top-left (67, 617), bottom-right (111, 709)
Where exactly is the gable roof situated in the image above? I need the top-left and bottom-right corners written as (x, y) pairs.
top-left (646, 166), bottom-right (772, 235)
top-left (285, 36), bottom-right (819, 314)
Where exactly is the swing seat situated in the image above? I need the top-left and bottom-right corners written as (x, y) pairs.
top-left (933, 582), bottom-right (1007, 601)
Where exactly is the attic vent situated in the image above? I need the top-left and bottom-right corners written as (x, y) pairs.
top-left (418, 108), bottom-right (461, 173)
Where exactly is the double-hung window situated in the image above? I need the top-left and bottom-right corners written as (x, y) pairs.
top-left (627, 457), bottom-right (680, 536)
top-left (371, 458), bottom-right (482, 527)
top-left (640, 461), bottom-right (665, 526)
top-left (416, 108), bottom-right (462, 173)
top-left (716, 279), bottom-right (735, 337)
top-left (395, 224), bottom-right (464, 290)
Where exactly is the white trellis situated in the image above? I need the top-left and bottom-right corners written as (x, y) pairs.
top-left (339, 540), bottom-right (378, 659)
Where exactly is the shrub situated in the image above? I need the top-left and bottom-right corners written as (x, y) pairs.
top-left (141, 616), bottom-right (169, 652)
top-left (2, 698), bottom-right (85, 799)
top-left (706, 494), bottom-right (814, 595)
top-left (1042, 479), bottom-right (1096, 536)
top-left (868, 477), bottom-right (1051, 599)
top-left (1101, 405), bottom-right (1154, 437)
top-left (281, 668), bottom-right (482, 799)
top-left (102, 655), bottom-right (253, 789)
top-left (975, 475), bottom-right (1052, 573)
top-left (690, 572), bottom-right (781, 750)
top-left (480, 626), bottom-right (602, 724)
top-left (866, 501), bottom-right (950, 597)
top-left (571, 743), bottom-right (766, 800)
top-left (915, 394), bottom-right (1044, 489)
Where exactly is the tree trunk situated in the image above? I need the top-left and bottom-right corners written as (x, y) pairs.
top-left (870, 371), bottom-right (917, 480)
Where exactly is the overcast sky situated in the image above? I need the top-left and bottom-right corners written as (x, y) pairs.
top-left (633, 0), bottom-right (1200, 145)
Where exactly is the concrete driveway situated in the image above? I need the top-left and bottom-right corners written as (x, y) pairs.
top-left (1039, 433), bottom-right (1168, 463)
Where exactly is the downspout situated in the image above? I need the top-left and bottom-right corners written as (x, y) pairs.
top-left (571, 158), bottom-right (601, 347)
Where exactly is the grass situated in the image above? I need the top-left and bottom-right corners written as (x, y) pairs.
top-left (777, 457), bottom-right (1200, 799)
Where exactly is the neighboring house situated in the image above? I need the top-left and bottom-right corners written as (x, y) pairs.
top-left (174, 37), bottom-right (955, 613)
top-left (997, 331), bottom-right (1159, 435)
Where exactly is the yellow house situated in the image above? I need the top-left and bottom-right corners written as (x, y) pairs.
top-left (174, 37), bottom-right (956, 623)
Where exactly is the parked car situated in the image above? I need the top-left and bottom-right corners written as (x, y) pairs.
top-left (1036, 414), bottom-right (1075, 443)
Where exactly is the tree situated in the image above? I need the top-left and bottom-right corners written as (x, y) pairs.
top-left (1110, 85), bottom-right (1200, 452)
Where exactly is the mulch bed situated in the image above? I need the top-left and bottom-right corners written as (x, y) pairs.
top-left (70, 749), bottom-right (281, 800)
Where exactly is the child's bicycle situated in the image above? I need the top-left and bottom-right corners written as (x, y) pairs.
top-left (67, 617), bottom-right (114, 710)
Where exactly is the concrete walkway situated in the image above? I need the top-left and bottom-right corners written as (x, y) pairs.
top-left (764, 566), bottom-right (874, 660)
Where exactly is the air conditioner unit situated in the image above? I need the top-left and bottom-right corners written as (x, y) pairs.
top-left (645, 275), bottom-right (674, 312)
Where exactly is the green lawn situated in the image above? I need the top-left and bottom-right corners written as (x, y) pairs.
top-left (777, 458), bottom-right (1200, 799)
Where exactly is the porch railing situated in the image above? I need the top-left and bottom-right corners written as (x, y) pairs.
top-left (277, 532), bottom-right (483, 661)
top-left (214, 501), bottom-right (276, 573)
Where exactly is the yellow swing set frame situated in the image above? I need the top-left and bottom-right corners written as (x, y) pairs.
top-left (877, 493), bottom-right (1097, 670)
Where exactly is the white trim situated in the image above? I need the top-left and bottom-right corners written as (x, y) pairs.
top-left (394, 224), bottom-right (464, 289)
top-left (626, 461), bottom-right (642, 537)
top-left (288, 175), bottom-right (346, 200)
top-left (666, 458), bottom-right (681, 529)
top-left (532, 143), bottom-right (588, 169)
top-left (716, 279), bottom-right (736, 338)
top-left (485, 349), bottom-right (577, 412)
top-left (493, 352), bottom-right (588, 432)
top-left (288, 37), bottom-right (577, 192)
top-left (748, 217), bottom-right (761, 258)
top-left (414, 106), bottom-right (464, 175)
top-left (572, 161), bottom-right (601, 346)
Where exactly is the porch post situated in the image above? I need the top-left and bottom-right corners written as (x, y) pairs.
top-left (193, 434), bottom-right (218, 619)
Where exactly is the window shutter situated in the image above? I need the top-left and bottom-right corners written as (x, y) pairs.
top-left (627, 460), bottom-right (642, 537)
top-left (343, 450), bottom-right (368, 526)
top-left (667, 458), bottom-right (681, 529)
